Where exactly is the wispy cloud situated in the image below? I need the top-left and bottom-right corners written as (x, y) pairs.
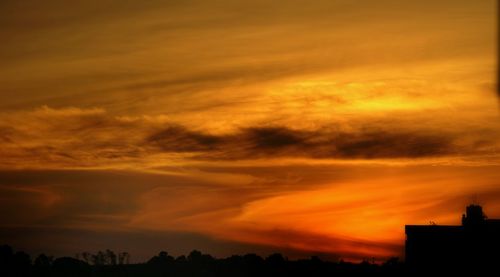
top-left (1, 106), bottom-right (499, 170)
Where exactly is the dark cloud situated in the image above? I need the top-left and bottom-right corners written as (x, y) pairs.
top-left (147, 125), bottom-right (456, 160)
top-left (2, 107), bottom-right (497, 168)
top-left (0, 168), bottom-right (263, 229)
top-left (0, 169), bottom-right (210, 228)
top-left (147, 125), bottom-right (221, 152)
top-left (332, 131), bottom-right (452, 159)
top-left (243, 127), bottom-right (309, 149)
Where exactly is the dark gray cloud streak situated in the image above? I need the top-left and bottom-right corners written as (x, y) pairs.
top-left (2, 106), bottom-right (495, 168)
top-left (147, 125), bottom-right (455, 160)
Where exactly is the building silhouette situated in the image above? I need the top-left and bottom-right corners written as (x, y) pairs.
top-left (405, 205), bottom-right (500, 273)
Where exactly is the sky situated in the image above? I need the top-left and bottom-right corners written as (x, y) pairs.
top-left (0, 0), bottom-right (499, 262)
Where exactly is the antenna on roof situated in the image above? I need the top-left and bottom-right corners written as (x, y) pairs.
top-left (469, 194), bottom-right (479, 205)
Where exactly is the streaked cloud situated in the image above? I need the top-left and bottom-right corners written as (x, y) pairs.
top-left (1, 106), bottom-right (499, 169)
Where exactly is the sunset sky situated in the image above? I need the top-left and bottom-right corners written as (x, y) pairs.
top-left (0, 0), bottom-right (499, 262)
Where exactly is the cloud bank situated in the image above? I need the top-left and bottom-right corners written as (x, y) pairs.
top-left (1, 106), bottom-right (499, 170)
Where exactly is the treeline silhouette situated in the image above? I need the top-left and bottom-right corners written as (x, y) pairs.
top-left (1, 244), bottom-right (405, 277)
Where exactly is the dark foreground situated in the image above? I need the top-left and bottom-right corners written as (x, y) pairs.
top-left (2, 244), bottom-right (498, 276)
top-left (2, 244), bottom-right (407, 277)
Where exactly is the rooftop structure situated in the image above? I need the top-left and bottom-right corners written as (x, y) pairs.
top-left (405, 204), bottom-right (500, 273)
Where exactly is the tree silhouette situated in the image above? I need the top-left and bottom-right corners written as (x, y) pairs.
top-left (118, 252), bottom-right (130, 265)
